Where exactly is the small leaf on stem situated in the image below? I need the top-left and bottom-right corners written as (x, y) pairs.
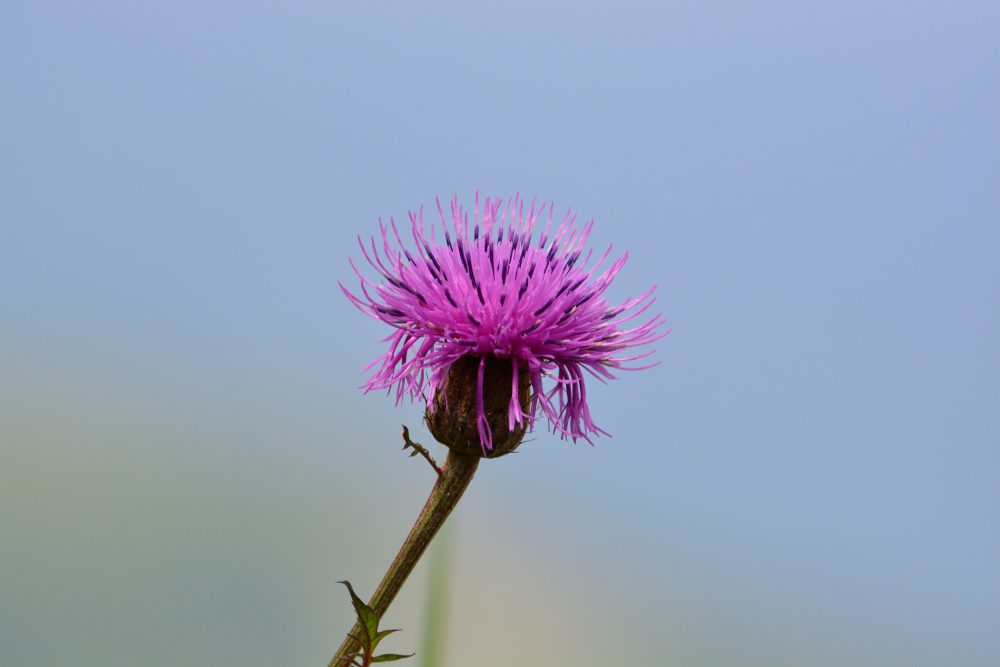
top-left (371, 653), bottom-right (415, 662)
top-left (372, 628), bottom-right (401, 650)
top-left (339, 580), bottom-right (379, 647)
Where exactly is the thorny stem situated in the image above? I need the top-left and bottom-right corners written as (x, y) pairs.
top-left (329, 448), bottom-right (480, 666)
top-left (402, 426), bottom-right (443, 477)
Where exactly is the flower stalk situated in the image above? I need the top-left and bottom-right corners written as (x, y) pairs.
top-left (330, 449), bottom-right (480, 667)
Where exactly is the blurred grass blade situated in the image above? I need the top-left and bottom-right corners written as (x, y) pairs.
top-left (420, 519), bottom-right (454, 667)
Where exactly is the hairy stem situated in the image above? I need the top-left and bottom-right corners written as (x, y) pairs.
top-left (330, 449), bottom-right (480, 666)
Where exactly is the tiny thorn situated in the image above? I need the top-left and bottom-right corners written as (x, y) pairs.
top-left (401, 425), bottom-right (443, 477)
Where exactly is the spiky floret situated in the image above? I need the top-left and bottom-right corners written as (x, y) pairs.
top-left (341, 193), bottom-right (667, 452)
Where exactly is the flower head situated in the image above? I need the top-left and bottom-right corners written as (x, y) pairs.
top-left (342, 194), bottom-right (666, 454)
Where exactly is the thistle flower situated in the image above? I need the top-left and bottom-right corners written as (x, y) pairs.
top-left (342, 193), bottom-right (666, 455)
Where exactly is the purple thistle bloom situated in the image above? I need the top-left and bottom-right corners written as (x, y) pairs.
top-left (341, 193), bottom-right (667, 453)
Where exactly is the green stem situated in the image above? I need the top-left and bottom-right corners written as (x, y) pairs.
top-left (330, 449), bottom-right (479, 667)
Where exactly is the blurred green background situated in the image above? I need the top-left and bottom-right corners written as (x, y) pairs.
top-left (3, 1), bottom-right (998, 666)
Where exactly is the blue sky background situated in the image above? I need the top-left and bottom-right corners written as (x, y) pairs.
top-left (2, 1), bottom-right (998, 666)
